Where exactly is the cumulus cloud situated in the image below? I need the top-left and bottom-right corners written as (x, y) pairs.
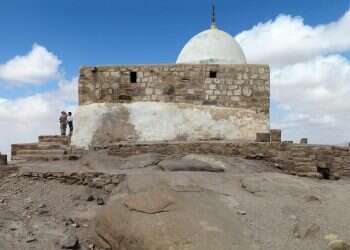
top-left (270, 54), bottom-right (350, 144)
top-left (0, 44), bottom-right (77, 155)
top-left (237, 8), bottom-right (350, 144)
top-left (56, 77), bottom-right (79, 103)
top-left (237, 9), bottom-right (350, 67)
top-left (272, 55), bottom-right (350, 114)
top-left (0, 77), bottom-right (78, 155)
top-left (0, 44), bottom-right (62, 86)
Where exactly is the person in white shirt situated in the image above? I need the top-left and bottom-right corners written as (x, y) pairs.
top-left (67, 112), bottom-right (73, 136)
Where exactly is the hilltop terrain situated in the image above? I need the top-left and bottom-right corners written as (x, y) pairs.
top-left (0, 151), bottom-right (350, 250)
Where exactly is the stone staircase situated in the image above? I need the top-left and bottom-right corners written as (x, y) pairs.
top-left (11, 135), bottom-right (73, 162)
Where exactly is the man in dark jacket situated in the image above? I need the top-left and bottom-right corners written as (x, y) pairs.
top-left (59, 111), bottom-right (68, 136)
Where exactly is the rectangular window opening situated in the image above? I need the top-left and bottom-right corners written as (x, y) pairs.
top-left (130, 72), bottom-right (137, 83)
top-left (209, 71), bottom-right (217, 78)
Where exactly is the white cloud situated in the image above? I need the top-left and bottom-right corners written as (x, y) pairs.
top-left (236, 8), bottom-right (350, 144)
top-left (56, 77), bottom-right (79, 103)
top-left (0, 44), bottom-right (77, 156)
top-left (272, 55), bottom-right (350, 114)
top-left (0, 44), bottom-right (62, 86)
top-left (0, 77), bottom-right (78, 155)
top-left (237, 9), bottom-right (350, 67)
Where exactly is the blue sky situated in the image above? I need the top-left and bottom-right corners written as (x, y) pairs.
top-left (0, 0), bottom-right (348, 79)
top-left (0, 0), bottom-right (350, 154)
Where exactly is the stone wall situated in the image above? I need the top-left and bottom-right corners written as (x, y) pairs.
top-left (107, 141), bottom-right (350, 179)
top-left (79, 64), bottom-right (270, 114)
top-left (20, 171), bottom-right (125, 193)
top-left (74, 64), bottom-right (270, 148)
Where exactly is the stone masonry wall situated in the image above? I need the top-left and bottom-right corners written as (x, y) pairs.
top-left (107, 141), bottom-right (350, 179)
top-left (79, 64), bottom-right (270, 115)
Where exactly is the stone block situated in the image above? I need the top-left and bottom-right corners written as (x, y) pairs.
top-left (111, 72), bottom-right (120, 78)
top-left (270, 129), bottom-right (282, 143)
top-left (234, 89), bottom-right (241, 96)
top-left (242, 86), bottom-right (252, 97)
top-left (145, 88), bottom-right (153, 95)
top-left (209, 84), bottom-right (216, 90)
top-left (256, 133), bottom-right (271, 143)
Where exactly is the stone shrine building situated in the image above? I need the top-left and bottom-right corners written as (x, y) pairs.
top-left (71, 9), bottom-right (270, 149)
top-left (9, 6), bottom-right (350, 181)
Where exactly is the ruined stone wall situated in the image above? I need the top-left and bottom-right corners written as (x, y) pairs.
top-left (107, 141), bottom-right (350, 179)
top-left (79, 64), bottom-right (270, 114)
top-left (20, 171), bottom-right (125, 193)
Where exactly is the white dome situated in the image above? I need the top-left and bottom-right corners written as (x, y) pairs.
top-left (176, 28), bottom-right (247, 65)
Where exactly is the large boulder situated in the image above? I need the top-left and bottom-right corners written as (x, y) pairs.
top-left (94, 173), bottom-right (258, 250)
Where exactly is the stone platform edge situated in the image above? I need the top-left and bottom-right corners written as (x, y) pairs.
top-left (105, 140), bottom-right (350, 180)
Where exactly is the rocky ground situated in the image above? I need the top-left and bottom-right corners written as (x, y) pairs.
top-left (0, 151), bottom-right (350, 250)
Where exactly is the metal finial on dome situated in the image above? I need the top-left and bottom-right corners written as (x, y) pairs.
top-left (211, 0), bottom-right (217, 29)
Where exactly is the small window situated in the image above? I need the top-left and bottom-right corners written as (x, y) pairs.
top-left (209, 71), bottom-right (217, 78)
top-left (130, 72), bottom-right (137, 83)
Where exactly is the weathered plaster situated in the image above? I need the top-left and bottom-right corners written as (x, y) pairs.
top-left (71, 102), bottom-right (269, 149)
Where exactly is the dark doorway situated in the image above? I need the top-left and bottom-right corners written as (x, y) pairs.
top-left (317, 167), bottom-right (330, 180)
top-left (130, 72), bottom-right (137, 83)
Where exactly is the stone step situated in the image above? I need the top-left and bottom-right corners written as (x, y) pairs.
top-left (37, 143), bottom-right (68, 150)
top-left (12, 143), bottom-right (40, 157)
top-left (8, 160), bottom-right (28, 165)
top-left (38, 135), bottom-right (70, 145)
top-left (12, 143), bottom-right (39, 150)
top-left (16, 149), bottom-right (67, 156)
top-left (12, 141), bottom-right (69, 154)
top-left (38, 139), bottom-right (70, 146)
top-left (39, 135), bottom-right (69, 140)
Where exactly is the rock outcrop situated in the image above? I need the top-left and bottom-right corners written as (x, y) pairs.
top-left (2, 150), bottom-right (350, 250)
top-left (94, 174), bottom-right (257, 250)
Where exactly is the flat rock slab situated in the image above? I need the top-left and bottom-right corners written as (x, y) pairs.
top-left (158, 159), bottom-right (225, 172)
top-left (120, 153), bottom-right (161, 170)
top-left (182, 154), bottom-right (227, 170)
top-left (94, 174), bottom-right (256, 250)
top-left (124, 189), bottom-right (176, 214)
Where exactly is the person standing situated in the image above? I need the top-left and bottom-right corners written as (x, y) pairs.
top-left (67, 112), bottom-right (74, 136)
top-left (59, 111), bottom-right (68, 136)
